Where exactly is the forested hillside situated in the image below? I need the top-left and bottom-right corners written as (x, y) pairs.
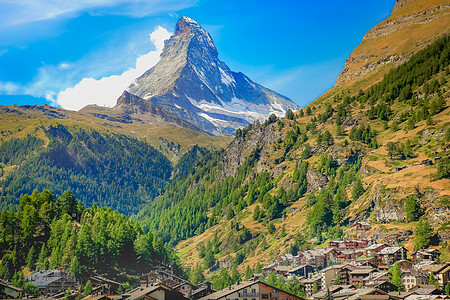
top-left (0, 124), bottom-right (172, 215)
top-left (0, 189), bottom-right (181, 293)
top-left (133, 35), bottom-right (450, 273)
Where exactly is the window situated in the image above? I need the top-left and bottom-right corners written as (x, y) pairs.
top-left (262, 294), bottom-right (269, 299)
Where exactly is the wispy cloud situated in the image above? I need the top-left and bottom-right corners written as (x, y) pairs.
top-left (0, 26), bottom-right (172, 110)
top-left (0, 0), bottom-right (197, 27)
top-left (54, 26), bottom-right (171, 110)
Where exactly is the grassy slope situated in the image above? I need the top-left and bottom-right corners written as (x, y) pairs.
top-left (172, 0), bottom-right (450, 274)
top-left (0, 105), bottom-right (231, 164)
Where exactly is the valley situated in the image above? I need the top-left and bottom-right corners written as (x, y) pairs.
top-left (0, 0), bottom-right (450, 299)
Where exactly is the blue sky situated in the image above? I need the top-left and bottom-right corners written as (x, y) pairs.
top-left (0, 0), bottom-right (395, 109)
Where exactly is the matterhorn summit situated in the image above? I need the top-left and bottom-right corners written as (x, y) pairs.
top-left (124, 16), bottom-right (299, 135)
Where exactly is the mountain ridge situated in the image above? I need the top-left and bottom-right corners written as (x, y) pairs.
top-left (125, 16), bottom-right (300, 136)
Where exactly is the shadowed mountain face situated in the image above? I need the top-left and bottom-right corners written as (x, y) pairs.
top-left (125, 16), bottom-right (300, 136)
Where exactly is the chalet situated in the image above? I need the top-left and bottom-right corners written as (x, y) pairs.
top-left (0, 279), bottom-right (22, 299)
top-left (365, 244), bottom-right (388, 257)
top-left (365, 272), bottom-right (392, 288)
top-left (351, 257), bottom-right (381, 268)
top-left (330, 239), bottom-right (373, 251)
top-left (312, 286), bottom-right (344, 300)
top-left (329, 240), bottom-right (344, 249)
top-left (401, 269), bottom-right (428, 291)
top-left (123, 283), bottom-right (186, 300)
top-left (191, 282), bottom-right (215, 300)
top-left (409, 284), bottom-right (442, 295)
top-left (298, 249), bottom-right (327, 269)
top-left (349, 267), bottom-right (376, 286)
top-left (301, 276), bottom-right (321, 297)
top-left (323, 248), bottom-right (341, 265)
top-left (197, 280), bottom-right (303, 300)
top-left (420, 263), bottom-right (450, 287)
top-left (397, 260), bottom-right (414, 270)
top-left (288, 265), bottom-right (314, 278)
top-left (25, 269), bottom-right (78, 295)
top-left (354, 221), bottom-right (371, 231)
top-left (372, 281), bottom-right (399, 293)
top-left (378, 247), bottom-right (407, 265)
top-left (89, 276), bottom-right (121, 296)
top-left (414, 249), bottom-right (440, 262)
top-left (140, 266), bottom-right (195, 297)
top-left (337, 250), bottom-right (365, 263)
top-left (273, 266), bottom-right (292, 276)
top-left (320, 264), bottom-right (353, 288)
top-left (354, 288), bottom-right (401, 300)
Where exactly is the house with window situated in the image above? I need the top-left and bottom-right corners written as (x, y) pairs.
top-left (420, 263), bottom-right (450, 287)
top-left (197, 280), bottom-right (302, 300)
top-left (349, 267), bottom-right (376, 286)
top-left (365, 244), bottom-right (388, 257)
top-left (401, 269), bottom-right (428, 291)
top-left (287, 265), bottom-right (314, 278)
top-left (354, 221), bottom-right (371, 231)
top-left (139, 266), bottom-right (195, 298)
top-left (301, 276), bottom-right (321, 297)
top-left (25, 269), bottom-right (78, 295)
top-left (89, 276), bottom-right (121, 296)
top-left (378, 247), bottom-right (407, 265)
top-left (414, 249), bottom-right (440, 262)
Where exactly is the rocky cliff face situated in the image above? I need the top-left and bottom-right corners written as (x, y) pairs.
top-left (125, 16), bottom-right (299, 136)
top-left (335, 0), bottom-right (450, 87)
top-left (81, 91), bottom-right (202, 131)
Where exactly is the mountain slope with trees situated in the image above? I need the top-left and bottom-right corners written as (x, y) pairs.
top-left (133, 32), bottom-right (450, 274)
top-left (0, 189), bottom-right (181, 291)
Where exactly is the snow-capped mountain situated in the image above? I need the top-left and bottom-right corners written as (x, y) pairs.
top-left (124, 16), bottom-right (300, 135)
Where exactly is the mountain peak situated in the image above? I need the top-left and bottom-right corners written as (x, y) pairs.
top-left (124, 16), bottom-right (299, 135)
top-left (175, 16), bottom-right (204, 36)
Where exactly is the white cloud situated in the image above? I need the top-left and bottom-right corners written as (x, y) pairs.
top-left (54, 26), bottom-right (171, 111)
top-left (0, 81), bottom-right (20, 94)
top-left (0, 0), bottom-right (198, 28)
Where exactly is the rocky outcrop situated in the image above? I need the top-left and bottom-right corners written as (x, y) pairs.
top-left (364, 4), bottom-right (450, 40)
top-left (124, 16), bottom-right (299, 135)
top-left (371, 229), bottom-right (413, 245)
top-left (338, 55), bottom-right (407, 86)
top-left (365, 185), bottom-right (406, 223)
top-left (222, 124), bottom-right (282, 177)
top-left (306, 169), bottom-right (328, 192)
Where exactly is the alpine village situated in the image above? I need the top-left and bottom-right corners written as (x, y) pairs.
top-left (1, 0), bottom-right (450, 299)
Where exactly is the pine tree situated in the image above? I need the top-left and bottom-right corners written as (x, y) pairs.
top-left (49, 247), bottom-right (59, 269)
top-left (267, 271), bottom-right (277, 286)
top-left (428, 273), bottom-right (439, 289)
top-left (414, 220), bottom-right (433, 250)
top-left (26, 246), bottom-right (35, 271)
top-left (405, 195), bottom-right (422, 222)
top-left (352, 178), bottom-right (364, 201)
top-left (70, 256), bottom-right (82, 282)
top-left (244, 265), bottom-right (253, 280)
top-left (84, 280), bottom-right (92, 296)
top-left (390, 263), bottom-right (404, 291)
